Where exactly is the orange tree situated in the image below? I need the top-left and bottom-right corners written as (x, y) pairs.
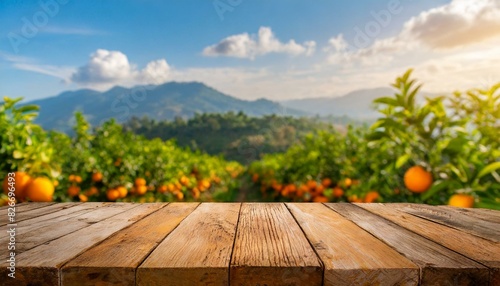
top-left (248, 70), bottom-right (500, 209)
top-left (369, 70), bottom-right (499, 208)
top-left (1, 98), bottom-right (243, 204)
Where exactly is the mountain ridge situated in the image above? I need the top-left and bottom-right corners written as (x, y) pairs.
top-left (26, 81), bottom-right (307, 131)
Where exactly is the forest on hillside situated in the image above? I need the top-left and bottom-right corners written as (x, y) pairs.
top-left (122, 113), bottom-right (338, 163)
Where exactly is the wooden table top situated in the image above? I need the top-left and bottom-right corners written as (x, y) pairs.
top-left (1, 202), bottom-right (499, 286)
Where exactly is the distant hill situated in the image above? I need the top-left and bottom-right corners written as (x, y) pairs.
top-left (281, 87), bottom-right (393, 118)
top-left (281, 87), bottom-right (439, 118)
top-left (27, 82), bottom-right (306, 131)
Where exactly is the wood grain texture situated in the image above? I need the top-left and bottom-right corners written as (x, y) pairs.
top-left (0, 202), bottom-right (75, 226)
top-left (440, 205), bottom-right (500, 224)
top-left (2, 203), bottom-right (106, 236)
top-left (62, 203), bottom-right (199, 286)
top-left (137, 203), bottom-right (240, 286)
top-left (0, 203), bottom-right (163, 286)
top-left (0, 203), bottom-right (107, 258)
top-left (392, 203), bottom-right (499, 242)
top-left (328, 203), bottom-right (489, 286)
top-left (0, 203), bottom-right (137, 258)
top-left (359, 203), bottom-right (500, 286)
top-left (287, 203), bottom-right (418, 286)
top-left (230, 203), bottom-right (323, 286)
top-left (0, 202), bottom-right (39, 211)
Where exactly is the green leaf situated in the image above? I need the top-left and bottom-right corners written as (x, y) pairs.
top-left (373, 97), bottom-right (400, 106)
top-left (366, 131), bottom-right (386, 141)
top-left (395, 154), bottom-right (411, 168)
top-left (421, 180), bottom-right (450, 201)
top-left (477, 162), bottom-right (500, 179)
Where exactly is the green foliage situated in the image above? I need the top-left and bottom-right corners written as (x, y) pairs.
top-left (0, 97), bottom-right (59, 178)
top-left (248, 70), bottom-right (499, 208)
top-left (1, 98), bottom-right (243, 203)
top-left (123, 112), bottom-right (334, 164)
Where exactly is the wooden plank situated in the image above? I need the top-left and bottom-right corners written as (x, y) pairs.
top-left (0, 203), bottom-right (106, 248)
top-left (0, 203), bottom-right (137, 257)
top-left (0, 202), bottom-right (29, 211)
top-left (231, 203), bottom-right (323, 286)
top-left (62, 203), bottom-right (199, 286)
top-left (9, 202), bottom-right (55, 213)
top-left (137, 203), bottom-right (240, 286)
top-left (328, 203), bottom-right (490, 285)
top-left (3, 203), bottom-right (106, 234)
top-left (440, 205), bottom-right (500, 224)
top-left (359, 203), bottom-right (500, 286)
top-left (0, 202), bottom-right (63, 225)
top-left (0, 203), bottom-right (164, 286)
top-left (287, 203), bottom-right (418, 286)
top-left (392, 203), bottom-right (499, 242)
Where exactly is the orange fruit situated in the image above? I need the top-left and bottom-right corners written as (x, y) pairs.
top-left (24, 177), bottom-right (54, 202)
top-left (116, 186), bottom-right (128, 198)
top-left (136, 185), bottom-right (147, 195)
top-left (321, 178), bottom-right (332, 187)
top-left (86, 186), bottom-right (99, 196)
top-left (315, 185), bottom-right (325, 194)
top-left (157, 185), bottom-right (168, 193)
top-left (2, 172), bottom-right (32, 201)
top-left (74, 176), bottom-right (82, 184)
top-left (167, 184), bottom-right (175, 192)
top-left (313, 196), bottom-right (329, 202)
top-left (175, 191), bottom-right (184, 200)
top-left (333, 187), bottom-right (344, 198)
top-left (448, 194), bottom-right (474, 208)
top-left (404, 166), bottom-right (433, 193)
top-left (348, 194), bottom-right (362, 203)
top-left (92, 172), bottom-right (103, 182)
top-left (69, 174), bottom-right (75, 182)
top-left (78, 194), bottom-right (88, 202)
top-left (200, 179), bottom-right (211, 190)
top-left (213, 176), bottom-right (221, 184)
top-left (344, 178), bottom-right (352, 187)
top-left (179, 176), bottom-right (189, 186)
top-left (135, 178), bottom-right (146, 186)
top-left (67, 185), bottom-right (80, 197)
top-left (252, 173), bottom-right (259, 183)
top-left (287, 184), bottom-right (297, 193)
top-left (114, 158), bottom-right (122, 166)
top-left (53, 180), bottom-right (59, 187)
top-left (106, 189), bottom-right (120, 201)
top-left (193, 190), bottom-right (200, 199)
top-left (364, 191), bottom-right (380, 203)
top-left (307, 180), bottom-right (317, 190)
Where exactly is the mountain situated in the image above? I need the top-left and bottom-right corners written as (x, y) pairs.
top-left (281, 87), bottom-right (439, 118)
top-left (27, 82), bottom-right (306, 131)
top-left (281, 87), bottom-right (393, 118)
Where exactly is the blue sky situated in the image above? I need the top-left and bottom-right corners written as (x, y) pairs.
top-left (1, 0), bottom-right (499, 101)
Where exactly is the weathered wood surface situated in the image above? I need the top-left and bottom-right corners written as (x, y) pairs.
top-left (328, 203), bottom-right (489, 285)
top-left (392, 203), bottom-right (500, 242)
top-left (0, 202), bottom-right (76, 226)
top-left (287, 203), bottom-right (418, 285)
top-left (1, 202), bottom-right (498, 286)
top-left (62, 203), bottom-right (198, 286)
top-left (138, 203), bottom-right (240, 286)
top-left (358, 203), bottom-right (500, 285)
top-left (231, 203), bottom-right (323, 285)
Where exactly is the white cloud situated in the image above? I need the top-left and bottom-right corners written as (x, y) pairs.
top-left (70, 49), bottom-right (171, 89)
top-left (403, 0), bottom-right (500, 49)
top-left (326, 0), bottom-right (500, 66)
top-left (203, 26), bottom-right (316, 59)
